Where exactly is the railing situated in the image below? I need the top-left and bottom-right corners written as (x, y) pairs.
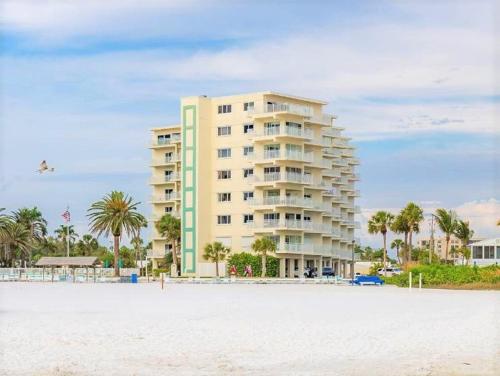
top-left (260, 126), bottom-right (313, 138)
top-left (153, 135), bottom-right (181, 146)
top-left (147, 250), bottom-right (167, 258)
top-left (307, 113), bottom-right (334, 125)
top-left (264, 102), bottom-right (313, 117)
top-left (0, 268), bottom-right (140, 282)
top-left (257, 172), bottom-right (313, 184)
top-left (164, 173), bottom-right (180, 182)
top-left (150, 192), bottom-right (180, 202)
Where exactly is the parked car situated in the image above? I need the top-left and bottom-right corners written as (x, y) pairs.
top-left (322, 267), bottom-right (335, 277)
top-left (377, 267), bottom-right (402, 277)
top-left (304, 267), bottom-right (318, 278)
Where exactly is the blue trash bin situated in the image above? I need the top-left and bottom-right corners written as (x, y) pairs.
top-left (130, 273), bottom-right (138, 283)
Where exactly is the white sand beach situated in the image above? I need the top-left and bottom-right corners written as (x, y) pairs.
top-left (0, 283), bottom-right (498, 376)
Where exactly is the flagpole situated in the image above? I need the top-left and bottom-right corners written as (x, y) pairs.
top-left (66, 205), bottom-right (70, 257)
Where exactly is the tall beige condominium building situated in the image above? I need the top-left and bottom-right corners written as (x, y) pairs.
top-left (149, 92), bottom-right (360, 277)
top-left (417, 235), bottom-right (462, 260)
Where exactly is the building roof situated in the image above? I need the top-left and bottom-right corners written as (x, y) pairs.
top-left (150, 124), bottom-right (181, 131)
top-left (468, 238), bottom-right (500, 246)
top-left (36, 257), bottom-right (99, 267)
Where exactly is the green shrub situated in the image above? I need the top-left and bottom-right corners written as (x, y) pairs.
top-left (368, 262), bottom-right (383, 276)
top-left (384, 264), bottom-right (500, 287)
top-left (153, 268), bottom-right (169, 277)
top-left (226, 252), bottom-right (279, 277)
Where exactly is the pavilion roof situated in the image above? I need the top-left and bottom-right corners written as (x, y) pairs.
top-left (35, 257), bottom-right (99, 267)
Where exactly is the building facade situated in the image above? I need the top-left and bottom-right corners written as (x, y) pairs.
top-left (149, 92), bottom-right (360, 277)
top-left (469, 238), bottom-right (500, 266)
top-left (417, 235), bottom-right (463, 261)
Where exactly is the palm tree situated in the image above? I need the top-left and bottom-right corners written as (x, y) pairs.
top-left (0, 222), bottom-right (31, 266)
top-left (130, 235), bottom-right (143, 267)
top-left (12, 207), bottom-right (47, 265)
top-left (497, 219), bottom-right (500, 226)
top-left (75, 234), bottom-right (99, 256)
top-left (54, 225), bottom-right (79, 244)
top-left (88, 191), bottom-right (146, 277)
top-left (251, 237), bottom-right (277, 277)
top-left (390, 239), bottom-right (404, 265)
top-left (203, 242), bottom-right (231, 277)
top-left (391, 213), bottom-right (410, 263)
top-left (155, 214), bottom-right (181, 272)
top-left (454, 220), bottom-right (474, 265)
top-left (368, 211), bottom-right (394, 276)
top-left (401, 202), bottom-right (424, 262)
top-left (434, 209), bottom-right (458, 262)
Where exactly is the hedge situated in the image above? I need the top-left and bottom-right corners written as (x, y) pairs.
top-left (384, 264), bottom-right (500, 287)
top-left (226, 252), bottom-right (279, 277)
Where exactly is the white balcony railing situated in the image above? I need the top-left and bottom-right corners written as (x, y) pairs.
top-left (256, 172), bottom-right (313, 184)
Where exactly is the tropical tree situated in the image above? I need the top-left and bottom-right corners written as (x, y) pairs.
top-left (391, 213), bottom-right (410, 264)
top-left (390, 239), bottom-right (404, 264)
top-left (251, 237), bottom-right (277, 277)
top-left (88, 191), bottom-right (146, 276)
top-left (496, 219), bottom-right (499, 226)
top-left (11, 207), bottom-right (47, 265)
top-left (0, 222), bottom-right (31, 266)
top-left (75, 234), bottom-right (99, 256)
top-left (130, 235), bottom-right (144, 267)
top-left (454, 220), bottom-right (474, 265)
top-left (203, 241), bottom-right (231, 277)
top-left (155, 214), bottom-right (181, 272)
top-left (401, 202), bottom-right (424, 262)
top-left (368, 211), bottom-right (394, 276)
top-left (434, 208), bottom-right (458, 262)
top-left (54, 225), bottom-right (79, 244)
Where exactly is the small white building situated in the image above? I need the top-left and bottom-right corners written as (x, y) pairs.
top-left (469, 238), bottom-right (500, 266)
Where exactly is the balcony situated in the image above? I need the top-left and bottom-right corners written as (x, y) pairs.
top-left (254, 172), bottom-right (313, 186)
top-left (150, 192), bottom-right (181, 202)
top-left (305, 113), bottom-right (334, 126)
top-left (147, 249), bottom-right (166, 258)
top-left (149, 173), bottom-right (181, 185)
top-left (254, 126), bottom-right (314, 140)
top-left (150, 211), bottom-right (180, 221)
top-left (249, 102), bottom-right (313, 118)
top-left (151, 135), bottom-right (181, 147)
top-left (253, 150), bottom-right (314, 164)
top-left (151, 154), bottom-right (181, 166)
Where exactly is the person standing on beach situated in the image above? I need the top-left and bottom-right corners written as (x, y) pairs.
top-left (230, 265), bottom-right (237, 277)
top-left (248, 264), bottom-right (253, 278)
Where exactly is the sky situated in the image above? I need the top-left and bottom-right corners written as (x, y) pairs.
top-left (0, 0), bottom-right (499, 252)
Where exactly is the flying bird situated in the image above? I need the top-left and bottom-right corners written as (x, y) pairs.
top-left (37, 160), bottom-right (55, 174)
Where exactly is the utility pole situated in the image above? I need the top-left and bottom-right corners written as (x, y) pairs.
top-left (429, 215), bottom-right (435, 264)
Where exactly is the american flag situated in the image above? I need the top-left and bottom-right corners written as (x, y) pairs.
top-left (62, 208), bottom-right (71, 223)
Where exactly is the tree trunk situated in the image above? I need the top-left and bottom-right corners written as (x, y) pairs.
top-left (408, 231), bottom-right (413, 263)
top-left (445, 235), bottom-right (450, 262)
top-left (215, 256), bottom-right (219, 277)
top-left (383, 233), bottom-right (387, 277)
top-left (261, 254), bottom-right (267, 277)
top-left (113, 235), bottom-right (120, 277)
top-left (403, 232), bottom-right (409, 266)
top-left (396, 246), bottom-right (401, 265)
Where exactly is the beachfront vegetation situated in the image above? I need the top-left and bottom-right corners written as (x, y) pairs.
top-left (384, 264), bottom-right (500, 289)
top-left (390, 239), bottom-right (404, 264)
top-left (88, 191), bottom-right (147, 276)
top-left (434, 209), bottom-right (458, 261)
top-left (251, 237), bottom-right (277, 277)
top-left (155, 213), bottom-right (180, 271)
top-left (367, 211), bottom-right (394, 273)
top-left (226, 252), bottom-right (279, 277)
top-left (203, 242), bottom-right (231, 277)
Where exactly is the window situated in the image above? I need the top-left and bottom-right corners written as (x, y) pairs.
top-left (496, 246), bottom-right (500, 259)
top-left (217, 193), bottom-right (231, 202)
top-left (165, 244), bottom-right (173, 251)
top-left (157, 134), bottom-right (171, 144)
top-left (217, 126), bottom-right (231, 136)
top-left (243, 214), bottom-right (254, 224)
top-left (484, 246), bottom-right (494, 259)
top-left (243, 191), bottom-right (254, 201)
top-left (243, 146), bottom-right (254, 156)
top-left (473, 246), bottom-right (483, 259)
top-left (264, 213), bottom-right (280, 221)
top-left (217, 215), bottom-right (231, 225)
top-left (243, 168), bottom-right (254, 178)
top-left (217, 148), bottom-right (231, 158)
top-left (264, 121), bottom-right (280, 135)
top-left (165, 207), bottom-right (173, 213)
top-left (218, 104), bottom-right (232, 114)
top-left (243, 102), bottom-right (254, 111)
top-left (217, 170), bottom-right (232, 179)
top-left (243, 123), bottom-right (254, 134)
